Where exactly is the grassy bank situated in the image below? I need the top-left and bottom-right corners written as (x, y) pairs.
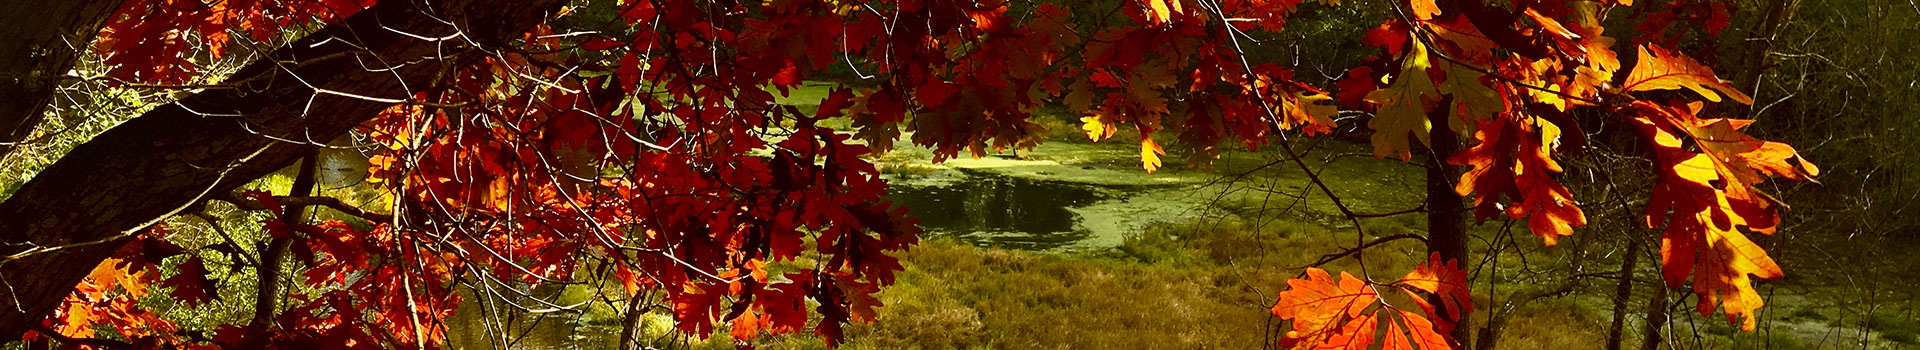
top-left (664, 217), bottom-right (1610, 350)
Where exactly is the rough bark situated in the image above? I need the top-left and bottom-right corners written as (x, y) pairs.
top-left (0, 0), bottom-right (126, 156)
top-left (1424, 97), bottom-right (1470, 348)
top-left (0, 0), bottom-right (568, 338)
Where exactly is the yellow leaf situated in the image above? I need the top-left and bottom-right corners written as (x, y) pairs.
top-left (1365, 39), bottom-right (1440, 161)
top-left (1144, 0), bottom-right (1181, 24)
top-left (1140, 137), bottom-right (1165, 173)
top-left (1081, 115), bottom-right (1116, 141)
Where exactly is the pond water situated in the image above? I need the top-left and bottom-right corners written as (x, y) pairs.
top-left (884, 171), bottom-right (1122, 250)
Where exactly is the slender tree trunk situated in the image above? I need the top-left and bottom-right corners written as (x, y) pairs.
top-left (0, 0), bottom-right (126, 157)
top-left (242, 153), bottom-right (315, 349)
top-left (1643, 281), bottom-right (1670, 350)
top-left (1424, 97), bottom-right (1470, 348)
top-left (1474, 281), bottom-right (1579, 350)
top-left (0, 0), bottom-right (568, 338)
top-left (1607, 236), bottom-right (1643, 350)
top-left (1732, 0), bottom-right (1801, 118)
top-left (620, 294), bottom-right (648, 350)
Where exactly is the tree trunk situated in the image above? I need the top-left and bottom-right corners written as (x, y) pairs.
top-left (242, 153), bottom-right (316, 349)
top-left (1425, 97), bottom-right (1470, 348)
top-left (1473, 281), bottom-right (1579, 350)
top-left (620, 295), bottom-right (648, 350)
top-left (0, 0), bottom-right (568, 338)
top-left (0, 0), bottom-right (126, 156)
top-left (1731, 0), bottom-right (1801, 118)
top-left (1606, 236), bottom-right (1643, 350)
top-left (1643, 281), bottom-right (1670, 350)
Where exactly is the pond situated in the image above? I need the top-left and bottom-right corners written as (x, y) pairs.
top-left (884, 170), bottom-right (1121, 250)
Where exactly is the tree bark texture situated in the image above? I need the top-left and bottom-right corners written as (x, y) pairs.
top-left (0, 0), bottom-right (568, 338)
top-left (0, 0), bottom-right (127, 156)
top-left (1424, 97), bottom-right (1470, 348)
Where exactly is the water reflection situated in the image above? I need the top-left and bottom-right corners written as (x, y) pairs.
top-left (886, 171), bottom-right (1114, 250)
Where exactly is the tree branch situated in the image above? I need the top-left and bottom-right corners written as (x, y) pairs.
top-left (28, 323), bottom-right (135, 349)
top-left (0, 0), bottom-right (568, 338)
top-left (1297, 233), bottom-right (1429, 270)
top-left (211, 192), bottom-right (395, 223)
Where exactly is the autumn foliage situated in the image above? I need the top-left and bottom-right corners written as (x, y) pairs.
top-left (14, 0), bottom-right (1821, 348)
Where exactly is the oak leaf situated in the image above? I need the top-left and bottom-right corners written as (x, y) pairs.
top-left (1271, 267), bottom-right (1460, 350)
top-left (1279, 90), bottom-right (1338, 135)
top-left (1621, 45), bottom-right (1753, 104)
top-left (1366, 39), bottom-right (1440, 161)
top-left (1140, 137), bottom-right (1167, 173)
top-left (1627, 101), bottom-right (1816, 331)
top-left (1142, 0), bottom-right (1183, 25)
top-left (1449, 114), bottom-right (1587, 245)
top-left (162, 257), bottom-right (218, 307)
top-left (1271, 268), bottom-right (1377, 348)
top-left (1398, 252), bottom-right (1474, 322)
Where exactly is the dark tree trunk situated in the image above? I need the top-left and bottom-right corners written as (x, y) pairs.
top-left (1731, 0), bottom-right (1800, 118)
top-left (1425, 97), bottom-right (1470, 348)
top-left (0, 0), bottom-right (568, 338)
top-left (1607, 236), bottom-right (1644, 350)
top-left (0, 0), bottom-right (126, 156)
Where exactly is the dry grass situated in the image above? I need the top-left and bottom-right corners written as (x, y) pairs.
top-left (740, 218), bottom-right (1437, 350)
top-left (664, 218), bottom-right (1675, 350)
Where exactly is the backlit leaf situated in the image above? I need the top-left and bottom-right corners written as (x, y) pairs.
top-left (1621, 45), bottom-right (1753, 104)
top-left (1627, 101), bottom-right (1815, 331)
top-left (1365, 39), bottom-right (1440, 161)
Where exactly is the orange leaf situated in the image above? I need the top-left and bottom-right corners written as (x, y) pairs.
top-left (1271, 268), bottom-right (1378, 349)
top-left (1398, 252), bottom-right (1474, 322)
top-left (1271, 267), bottom-right (1461, 350)
top-left (1627, 101), bottom-right (1815, 331)
top-left (1409, 0), bottom-right (1440, 20)
top-left (1385, 310), bottom-right (1451, 350)
top-left (1279, 90), bottom-right (1338, 135)
top-left (729, 308), bottom-right (763, 340)
top-left (1621, 45), bottom-right (1753, 104)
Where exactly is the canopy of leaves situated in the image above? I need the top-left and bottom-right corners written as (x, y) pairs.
top-left (5, 0), bottom-right (1819, 348)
